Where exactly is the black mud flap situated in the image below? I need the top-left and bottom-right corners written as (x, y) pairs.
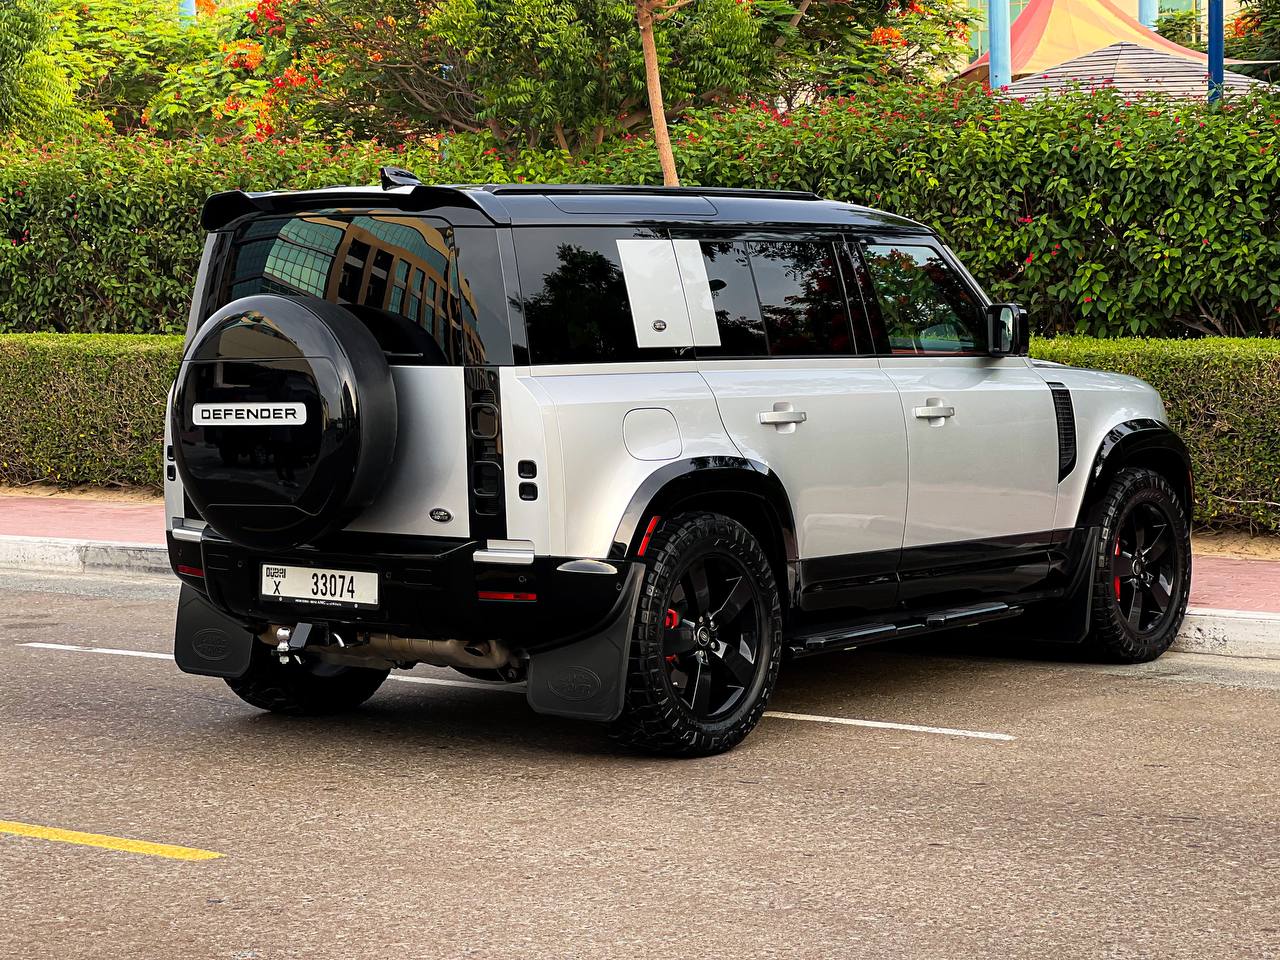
top-left (525, 565), bottom-right (644, 723)
top-left (1033, 525), bottom-right (1101, 645)
top-left (174, 584), bottom-right (257, 679)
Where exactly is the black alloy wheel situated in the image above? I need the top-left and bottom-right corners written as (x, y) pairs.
top-left (1110, 500), bottom-right (1179, 634)
top-left (612, 512), bottom-right (783, 756)
top-left (662, 551), bottom-right (766, 723)
top-left (1089, 467), bottom-right (1191, 663)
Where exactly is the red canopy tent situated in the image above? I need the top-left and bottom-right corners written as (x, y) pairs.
top-left (960, 0), bottom-right (1217, 85)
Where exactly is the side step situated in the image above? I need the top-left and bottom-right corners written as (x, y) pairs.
top-left (786, 602), bottom-right (1024, 658)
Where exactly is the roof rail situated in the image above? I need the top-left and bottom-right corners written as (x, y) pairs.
top-left (479, 183), bottom-right (823, 202)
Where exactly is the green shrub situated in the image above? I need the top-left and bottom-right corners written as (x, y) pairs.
top-left (1031, 336), bottom-right (1280, 530)
top-left (0, 333), bottom-right (182, 488)
top-left (3, 86), bottom-right (1280, 337)
top-left (1, 332), bottom-right (1276, 531)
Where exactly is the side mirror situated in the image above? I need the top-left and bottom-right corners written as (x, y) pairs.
top-left (987, 303), bottom-right (1028, 356)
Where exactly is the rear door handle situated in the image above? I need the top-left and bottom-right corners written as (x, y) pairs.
top-left (759, 410), bottom-right (808, 425)
top-left (913, 403), bottom-right (955, 420)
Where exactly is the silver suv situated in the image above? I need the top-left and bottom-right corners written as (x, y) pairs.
top-left (166, 174), bottom-right (1193, 755)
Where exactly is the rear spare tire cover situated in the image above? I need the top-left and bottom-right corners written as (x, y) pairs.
top-left (172, 294), bottom-right (397, 551)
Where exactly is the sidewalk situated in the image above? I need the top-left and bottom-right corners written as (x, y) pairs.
top-left (1, 493), bottom-right (1277, 653)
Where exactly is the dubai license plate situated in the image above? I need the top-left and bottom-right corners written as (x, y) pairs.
top-left (260, 564), bottom-right (379, 609)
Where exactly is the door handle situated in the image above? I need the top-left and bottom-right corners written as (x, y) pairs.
top-left (913, 403), bottom-right (956, 420)
top-left (758, 410), bottom-right (808, 425)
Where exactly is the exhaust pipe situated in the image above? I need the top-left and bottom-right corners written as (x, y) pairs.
top-left (259, 624), bottom-right (515, 672)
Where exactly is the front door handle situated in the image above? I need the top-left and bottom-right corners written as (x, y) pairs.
top-left (913, 402), bottom-right (956, 420)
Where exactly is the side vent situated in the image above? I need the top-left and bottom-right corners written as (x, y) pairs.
top-left (1046, 382), bottom-right (1077, 482)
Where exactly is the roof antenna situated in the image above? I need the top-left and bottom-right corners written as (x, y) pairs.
top-left (380, 166), bottom-right (421, 189)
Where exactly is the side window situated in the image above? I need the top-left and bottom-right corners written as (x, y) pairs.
top-left (514, 227), bottom-right (685, 365)
top-left (861, 244), bottom-right (986, 355)
top-left (696, 241), bottom-right (768, 357)
top-left (746, 240), bottom-right (860, 357)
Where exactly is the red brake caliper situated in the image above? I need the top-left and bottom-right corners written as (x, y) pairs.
top-left (664, 609), bottom-right (680, 662)
top-left (1114, 536), bottom-right (1122, 600)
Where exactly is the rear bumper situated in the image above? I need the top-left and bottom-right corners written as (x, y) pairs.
top-left (167, 529), bottom-right (634, 652)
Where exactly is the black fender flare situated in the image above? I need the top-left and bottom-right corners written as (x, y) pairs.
top-left (607, 456), bottom-right (798, 564)
top-left (1076, 419), bottom-right (1194, 528)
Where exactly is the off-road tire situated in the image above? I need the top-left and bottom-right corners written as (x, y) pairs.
top-left (1086, 467), bottom-right (1192, 663)
top-left (611, 512), bottom-right (783, 757)
top-left (226, 646), bottom-right (389, 715)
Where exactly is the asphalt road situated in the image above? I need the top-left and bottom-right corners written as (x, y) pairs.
top-left (1, 570), bottom-right (1278, 960)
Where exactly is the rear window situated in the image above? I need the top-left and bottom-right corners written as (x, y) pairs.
top-left (209, 214), bottom-right (512, 366)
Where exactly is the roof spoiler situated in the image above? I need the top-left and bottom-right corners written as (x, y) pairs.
top-left (200, 181), bottom-right (507, 231)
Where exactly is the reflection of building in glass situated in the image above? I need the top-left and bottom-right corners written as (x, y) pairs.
top-left (224, 214), bottom-right (487, 364)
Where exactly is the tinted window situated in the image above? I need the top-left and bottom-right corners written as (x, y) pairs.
top-left (213, 215), bottom-right (512, 366)
top-left (514, 227), bottom-right (682, 365)
top-left (746, 241), bottom-right (858, 356)
top-left (697, 241), bottom-right (767, 357)
top-left (862, 244), bottom-right (985, 354)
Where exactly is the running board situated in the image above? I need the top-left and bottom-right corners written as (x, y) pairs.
top-left (786, 602), bottom-right (1024, 658)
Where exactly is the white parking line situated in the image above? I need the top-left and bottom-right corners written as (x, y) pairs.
top-left (20, 641), bottom-right (173, 661)
top-left (15, 641), bottom-right (1016, 741)
top-left (764, 710), bottom-right (1015, 741)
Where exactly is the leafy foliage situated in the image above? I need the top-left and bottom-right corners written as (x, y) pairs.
top-left (1228, 0), bottom-right (1280, 81)
top-left (0, 0), bottom-right (77, 136)
top-left (1154, 10), bottom-right (1203, 52)
top-left (3, 85), bottom-right (1280, 339)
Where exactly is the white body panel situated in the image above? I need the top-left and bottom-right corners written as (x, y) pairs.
top-left (515, 362), bottom-right (741, 559)
top-left (1031, 362), bottom-right (1169, 531)
top-left (882, 356), bottom-right (1058, 546)
top-left (698, 358), bottom-right (908, 559)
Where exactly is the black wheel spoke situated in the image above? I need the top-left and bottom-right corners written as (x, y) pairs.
top-left (1114, 551), bottom-right (1135, 579)
top-left (715, 639), bottom-right (756, 688)
top-left (1147, 575), bottom-right (1171, 612)
top-left (1127, 586), bottom-right (1144, 628)
top-left (1145, 526), bottom-right (1171, 564)
top-left (684, 562), bottom-right (713, 617)
top-left (713, 577), bottom-right (752, 625)
top-left (687, 657), bottom-right (712, 715)
top-left (665, 622), bottom-right (699, 655)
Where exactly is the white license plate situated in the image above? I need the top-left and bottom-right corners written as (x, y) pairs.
top-left (260, 564), bottom-right (379, 609)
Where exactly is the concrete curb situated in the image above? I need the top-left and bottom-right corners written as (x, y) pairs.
top-left (1174, 608), bottom-right (1280, 661)
top-left (1, 535), bottom-right (1277, 659)
top-left (0, 535), bottom-right (170, 577)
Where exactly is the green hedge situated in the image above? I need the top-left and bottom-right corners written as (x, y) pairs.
top-left (3, 85), bottom-right (1280, 337)
top-left (1, 332), bottom-right (1278, 532)
top-left (0, 333), bottom-right (182, 487)
top-left (1033, 336), bottom-right (1280, 531)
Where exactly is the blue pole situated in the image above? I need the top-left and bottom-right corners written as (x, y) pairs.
top-left (1207, 0), bottom-right (1224, 102)
top-left (1138, 0), bottom-right (1158, 28)
top-left (988, 0), bottom-right (1012, 90)
top-left (179, 0), bottom-right (196, 25)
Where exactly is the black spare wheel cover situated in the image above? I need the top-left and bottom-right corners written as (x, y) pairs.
top-left (173, 294), bottom-right (397, 551)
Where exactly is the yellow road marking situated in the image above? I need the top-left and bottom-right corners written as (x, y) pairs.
top-left (0, 820), bottom-right (223, 861)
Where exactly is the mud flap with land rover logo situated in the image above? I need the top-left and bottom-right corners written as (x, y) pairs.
top-left (525, 565), bottom-right (644, 722)
top-left (174, 584), bottom-right (257, 679)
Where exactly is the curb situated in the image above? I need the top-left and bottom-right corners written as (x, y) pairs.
top-left (1173, 608), bottom-right (1280, 661)
top-left (0, 535), bottom-right (170, 577)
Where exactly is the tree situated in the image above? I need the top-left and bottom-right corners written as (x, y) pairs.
top-left (0, 0), bottom-right (76, 135)
top-left (1227, 0), bottom-right (1280, 80)
top-left (633, 0), bottom-right (690, 185)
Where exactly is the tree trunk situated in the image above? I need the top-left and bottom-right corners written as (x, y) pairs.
top-left (636, 3), bottom-right (680, 187)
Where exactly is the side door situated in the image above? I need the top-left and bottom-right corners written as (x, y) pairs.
top-left (680, 233), bottom-right (908, 616)
top-left (856, 238), bottom-right (1059, 608)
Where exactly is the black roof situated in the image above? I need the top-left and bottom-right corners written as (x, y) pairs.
top-left (202, 182), bottom-right (932, 235)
